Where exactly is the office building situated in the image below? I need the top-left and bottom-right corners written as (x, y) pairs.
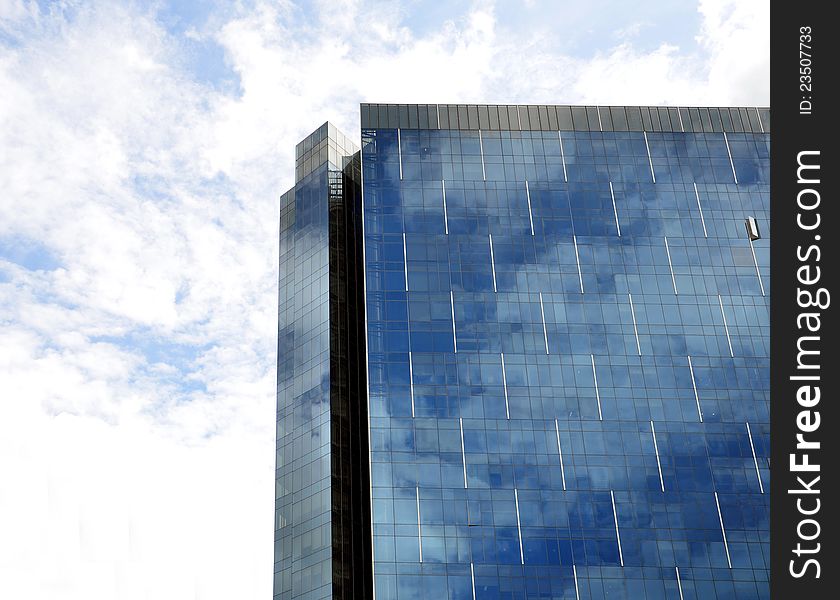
top-left (276, 105), bottom-right (770, 599)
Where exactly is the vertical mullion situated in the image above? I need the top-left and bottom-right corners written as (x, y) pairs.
top-left (403, 232), bottom-right (409, 292)
top-left (723, 132), bottom-right (738, 183)
top-left (714, 491), bottom-right (732, 568)
top-left (514, 488), bottom-right (524, 565)
top-left (489, 233), bottom-right (497, 292)
top-left (676, 566), bottom-right (684, 600)
top-left (409, 351), bottom-right (415, 418)
top-left (610, 181), bottom-right (621, 236)
top-left (628, 293), bottom-right (641, 355)
top-left (501, 353), bottom-right (510, 419)
top-left (746, 422), bottom-right (764, 493)
top-left (416, 486), bottom-right (422, 562)
top-left (442, 179), bottom-right (449, 234)
top-left (558, 131), bottom-right (568, 182)
top-left (693, 182), bottom-right (708, 238)
top-left (688, 355), bottom-right (703, 422)
top-left (478, 129), bottom-right (486, 181)
top-left (555, 418), bottom-right (567, 490)
top-left (643, 131), bottom-right (656, 183)
top-left (749, 238), bottom-right (765, 296)
top-left (397, 128), bottom-right (403, 180)
top-left (573, 235), bottom-right (584, 293)
top-left (664, 236), bottom-right (678, 294)
top-left (651, 420), bottom-right (664, 492)
top-left (525, 180), bottom-right (535, 236)
top-left (460, 417), bottom-right (468, 488)
top-left (539, 292), bottom-right (549, 354)
top-left (718, 294), bottom-right (734, 357)
top-left (591, 354), bottom-right (602, 421)
top-left (611, 490), bottom-right (624, 566)
top-left (450, 290), bottom-right (457, 353)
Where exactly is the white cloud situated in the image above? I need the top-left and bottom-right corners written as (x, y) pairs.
top-left (0, 1), bottom-right (768, 598)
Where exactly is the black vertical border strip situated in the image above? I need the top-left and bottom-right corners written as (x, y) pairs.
top-left (772, 4), bottom-right (837, 597)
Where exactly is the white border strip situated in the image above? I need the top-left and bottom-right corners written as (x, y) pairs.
top-left (628, 293), bottom-right (641, 355)
top-left (676, 566), bottom-right (684, 600)
top-left (651, 420), bottom-right (664, 492)
top-left (723, 132), bottom-right (738, 184)
top-left (460, 417), bottom-right (468, 488)
top-left (409, 351), bottom-right (415, 418)
top-left (525, 180), bottom-right (535, 236)
top-left (539, 292), bottom-right (549, 354)
top-left (514, 488), bottom-right (524, 564)
top-left (718, 294), bottom-right (734, 357)
top-left (611, 490), bottom-right (624, 566)
top-left (597, 106), bottom-right (604, 131)
top-left (573, 235), bottom-right (584, 293)
top-left (558, 131), bottom-right (568, 182)
top-left (501, 353), bottom-right (510, 419)
top-left (610, 181), bottom-right (621, 236)
top-left (746, 422), bottom-right (764, 493)
top-left (478, 129), bottom-right (486, 181)
top-left (749, 238), bottom-right (765, 296)
top-left (591, 354), bottom-right (602, 421)
top-left (555, 418), bottom-right (566, 490)
top-left (442, 179), bottom-right (448, 235)
top-left (693, 182), bottom-right (708, 238)
top-left (755, 107), bottom-right (765, 133)
top-left (664, 236), bottom-right (678, 294)
top-left (714, 491), bottom-right (732, 568)
top-left (416, 486), bottom-right (423, 562)
top-left (676, 108), bottom-right (685, 132)
top-left (397, 128), bottom-right (403, 180)
top-left (450, 290), bottom-right (457, 353)
top-left (470, 563), bottom-right (476, 600)
top-left (403, 232), bottom-right (409, 291)
top-left (573, 565), bottom-right (580, 600)
top-left (643, 131), bottom-right (656, 183)
top-left (688, 355), bottom-right (703, 423)
top-left (489, 233), bottom-right (497, 292)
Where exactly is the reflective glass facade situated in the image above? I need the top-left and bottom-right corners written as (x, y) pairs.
top-left (276, 123), bottom-right (371, 600)
top-left (359, 105), bottom-right (769, 599)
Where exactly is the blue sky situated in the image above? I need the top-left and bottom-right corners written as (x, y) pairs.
top-left (0, 1), bottom-right (767, 598)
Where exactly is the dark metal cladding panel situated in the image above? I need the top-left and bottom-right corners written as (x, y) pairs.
top-left (489, 105), bottom-right (501, 130)
top-left (478, 105), bottom-right (491, 130)
top-left (398, 104), bottom-right (409, 128)
top-left (719, 107), bottom-right (734, 132)
top-left (610, 107), bottom-right (629, 131)
top-left (739, 107), bottom-right (753, 132)
top-left (417, 105), bottom-right (429, 129)
top-left (520, 106), bottom-right (532, 130)
top-left (360, 104), bottom-right (371, 129)
top-left (668, 108), bottom-right (682, 132)
top-left (429, 105), bottom-right (440, 129)
top-left (508, 106), bottom-right (520, 130)
top-left (557, 106), bottom-right (574, 130)
top-left (448, 105), bottom-right (461, 129)
top-left (649, 107), bottom-right (661, 132)
top-left (626, 106), bottom-right (643, 130)
top-left (407, 105), bottom-right (419, 129)
top-left (657, 107), bottom-right (672, 131)
top-left (699, 108), bottom-right (714, 133)
top-left (678, 108), bottom-right (691, 132)
top-left (387, 104), bottom-right (399, 129)
top-left (746, 107), bottom-right (762, 132)
top-left (708, 108), bottom-right (724, 132)
top-left (498, 105), bottom-right (510, 130)
top-left (688, 108), bottom-right (702, 132)
top-left (586, 106), bottom-right (600, 131)
top-left (527, 106), bottom-right (540, 130)
top-left (438, 105), bottom-right (450, 129)
top-left (547, 105), bottom-right (559, 130)
top-left (758, 108), bottom-right (770, 133)
top-left (457, 105), bottom-right (469, 129)
top-left (640, 106), bottom-right (653, 132)
top-left (599, 107), bottom-right (613, 131)
top-left (571, 106), bottom-right (588, 130)
top-left (730, 107), bottom-right (745, 132)
top-left (538, 105), bottom-right (551, 131)
top-left (466, 105), bottom-right (479, 129)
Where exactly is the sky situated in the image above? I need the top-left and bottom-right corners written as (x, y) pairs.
top-left (0, 1), bottom-right (768, 598)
